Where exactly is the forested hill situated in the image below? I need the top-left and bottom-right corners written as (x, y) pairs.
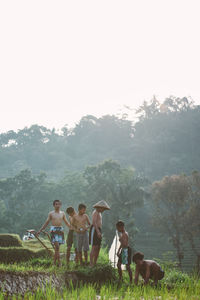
top-left (0, 97), bottom-right (200, 181)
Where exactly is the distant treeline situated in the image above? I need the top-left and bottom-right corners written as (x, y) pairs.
top-left (0, 96), bottom-right (200, 181)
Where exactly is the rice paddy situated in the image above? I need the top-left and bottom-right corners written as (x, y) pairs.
top-left (0, 278), bottom-right (199, 300)
top-left (0, 241), bottom-right (199, 299)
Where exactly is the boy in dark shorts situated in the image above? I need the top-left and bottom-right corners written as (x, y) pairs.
top-left (116, 221), bottom-right (132, 283)
top-left (133, 252), bottom-right (164, 285)
top-left (89, 200), bottom-right (110, 266)
top-left (66, 207), bottom-right (78, 265)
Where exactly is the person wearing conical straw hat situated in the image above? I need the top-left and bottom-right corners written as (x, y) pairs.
top-left (89, 200), bottom-right (110, 266)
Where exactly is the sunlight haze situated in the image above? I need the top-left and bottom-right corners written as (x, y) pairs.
top-left (0, 0), bottom-right (200, 132)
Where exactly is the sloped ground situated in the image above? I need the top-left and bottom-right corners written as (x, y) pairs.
top-left (0, 270), bottom-right (63, 296)
top-left (0, 264), bottom-right (115, 296)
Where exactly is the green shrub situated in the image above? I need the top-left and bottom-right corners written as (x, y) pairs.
top-left (0, 247), bottom-right (50, 263)
top-left (73, 263), bottom-right (117, 284)
top-left (0, 234), bottom-right (22, 247)
top-left (26, 257), bottom-right (52, 267)
top-left (164, 269), bottom-right (191, 286)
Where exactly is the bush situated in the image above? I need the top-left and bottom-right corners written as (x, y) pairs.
top-left (164, 269), bottom-right (191, 286)
top-left (0, 234), bottom-right (22, 247)
top-left (27, 257), bottom-right (52, 267)
top-left (0, 247), bottom-right (50, 263)
top-left (73, 263), bottom-right (117, 284)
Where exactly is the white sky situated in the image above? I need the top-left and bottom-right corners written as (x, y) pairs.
top-left (0, 0), bottom-right (200, 133)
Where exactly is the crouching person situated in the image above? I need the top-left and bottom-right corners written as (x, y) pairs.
top-left (133, 252), bottom-right (164, 286)
top-left (116, 221), bottom-right (132, 283)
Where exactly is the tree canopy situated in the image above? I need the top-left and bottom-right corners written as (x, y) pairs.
top-left (0, 97), bottom-right (200, 181)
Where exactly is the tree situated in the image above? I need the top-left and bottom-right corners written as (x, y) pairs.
top-left (182, 171), bottom-right (200, 271)
top-left (163, 96), bottom-right (194, 113)
top-left (151, 175), bottom-right (190, 268)
top-left (84, 160), bottom-right (146, 245)
top-left (136, 96), bottom-right (160, 121)
top-left (0, 170), bottom-right (54, 235)
top-left (132, 100), bottom-right (200, 180)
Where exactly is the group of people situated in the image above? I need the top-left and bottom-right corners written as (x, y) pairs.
top-left (37, 199), bottom-right (109, 268)
top-left (37, 199), bottom-right (164, 285)
top-left (116, 220), bottom-right (164, 285)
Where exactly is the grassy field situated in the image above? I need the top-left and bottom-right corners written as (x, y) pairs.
top-left (0, 277), bottom-right (199, 300)
top-left (0, 239), bottom-right (199, 299)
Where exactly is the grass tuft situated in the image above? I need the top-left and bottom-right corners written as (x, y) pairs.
top-left (0, 234), bottom-right (22, 247)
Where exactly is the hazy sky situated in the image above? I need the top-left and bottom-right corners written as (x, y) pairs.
top-left (0, 0), bottom-right (200, 133)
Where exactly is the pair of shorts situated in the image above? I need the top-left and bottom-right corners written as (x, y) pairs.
top-left (77, 231), bottom-right (89, 252)
top-left (89, 226), bottom-right (102, 246)
top-left (118, 247), bottom-right (132, 265)
top-left (149, 265), bottom-right (165, 280)
top-left (50, 226), bottom-right (64, 245)
top-left (67, 230), bottom-right (77, 248)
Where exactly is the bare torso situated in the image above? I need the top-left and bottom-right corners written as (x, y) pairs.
top-left (73, 214), bottom-right (90, 231)
top-left (92, 210), bottom-right (102, 228)
top-left (50, 210), bottom-right (65, 226)
top-left (69, 212), bottom-right (77, 227)
top-left (138, 260), bottom-right (160, 279)
top-left (119, 231), bottom-right (129, 248)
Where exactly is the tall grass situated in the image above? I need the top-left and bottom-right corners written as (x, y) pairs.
top-left (1, 279), bottom-right (199, 300)
top-left (1, 245), bottom-right (200, 299)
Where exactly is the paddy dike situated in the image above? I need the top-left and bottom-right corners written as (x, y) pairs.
top-left (0, 264), bottom-right (115, 296)
top-left (0, 270), bottom-right (64, 296)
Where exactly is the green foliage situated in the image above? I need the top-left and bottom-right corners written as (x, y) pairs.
top-left (0, 98), bottom-right (199, 182)
top-left (151, 172), bottom-right (200, 271)
top-left (0, 247), bottom-right (48, 264)
top-left (25, 257), bottom-right (52, 268)
top-left (0, 234), bottom-right (22, 247)
top-left (69, 263), bottom-right (117, 285)
top-left (164, 269), bottom-right (191, 286)
top-left (0, 250), bottom-right (199, 299)
top-left (0, 271), bottom-right (199, 299)
top-left (84, 160), bottom-right (146, 245)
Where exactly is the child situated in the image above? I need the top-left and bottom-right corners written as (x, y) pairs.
top-left (133, 252), bottom-right (164, 285)
top-left (116, 220), bottom-right (132, 283)
top-left (66, 206), bottom-right (78, 265)
top-left (89, 200), bottom-right (110, 266)
top-left (71, 203), bottom-right (90, 265)
top-left (37, 199), bottom-right (70, 266)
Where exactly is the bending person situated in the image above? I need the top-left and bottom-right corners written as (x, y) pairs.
top-left (133, 252), bottom-right (164, 286)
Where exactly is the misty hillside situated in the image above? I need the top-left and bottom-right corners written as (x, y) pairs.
top-left (0, 97), bottom-right (200, 181)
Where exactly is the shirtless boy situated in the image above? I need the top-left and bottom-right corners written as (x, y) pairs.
top-left (133, 252), bottom-right (164, 285)
top-left (71, 204), bottom-right (90, 265)
top-left (89, 200), bottom-right (110, 266)
top-left (66, 206), bottom-right (78, 265)
top-left (37, 199), bottom-right (70, 266)
top-left (116, 221), bottom-right (132, 283)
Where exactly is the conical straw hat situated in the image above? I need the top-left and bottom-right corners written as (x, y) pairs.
top-left (93, 200), bottom-right (111, 210)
